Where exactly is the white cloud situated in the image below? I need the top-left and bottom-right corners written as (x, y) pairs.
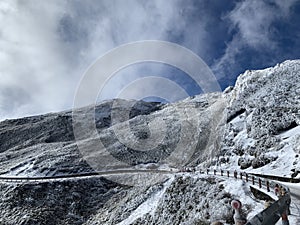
top-left (273, 0), bottom-right (299, 16)
top-left (211, 36), bottom-right (244, 81)
top-left (0, 0), bottom-right (73, 120)
top-left (0, 0), bottom-right (218, 121)
top-left (228, 0), bottom-right (276, 49)
top-left (7, 0), bottom-right (297, 121)
top-left (212, 0), bottom-right (298, 79)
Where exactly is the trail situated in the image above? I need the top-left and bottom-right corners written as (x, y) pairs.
top-left (0, 168), bottom-right (299, 224)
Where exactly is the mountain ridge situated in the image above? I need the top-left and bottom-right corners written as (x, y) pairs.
top-left (0, 59), bottom-right (299, 224)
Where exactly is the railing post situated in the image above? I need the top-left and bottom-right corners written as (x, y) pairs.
top-left (206, 169), bottom-right (209, 175)
top-left (227, 171), bottom-right (230, 178)
top-left (221, 170), bottom-right (223, 176)
top-left (240, 172), bottom-right (243, 180)
top-left (252, 176), bottom-right (255, 185)
top-left (259, 178), bottom-right (262, 188)
top-left (266, 180), bottom-right (270, 192)
top-left (234, 170), bottom-right (237, 179)
top-left (245, 173), bottom-right (249, 182)
top-left (214, 169), bottom-right (216, 175)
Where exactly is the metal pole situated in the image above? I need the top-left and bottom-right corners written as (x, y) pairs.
top-left (266, 180), bottom-right (270, 192)
top-left (259, 178), bottom-right (262, 189)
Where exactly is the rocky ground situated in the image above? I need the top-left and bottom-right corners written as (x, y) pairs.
top-left (85, 175), bottom-right (236, 225)
top-left (0, 177), bottom-right (126, 225)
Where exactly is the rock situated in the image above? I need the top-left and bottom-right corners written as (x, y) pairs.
top-left (238, 157), bottom-right (252, 170)
top-left (251, 155), bottom-right (277, 169)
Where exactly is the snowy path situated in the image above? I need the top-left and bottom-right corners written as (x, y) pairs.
top-left (207, 169), bottom-right (300, 224)
top-left (0, 169), bottom-right (175, 183)
top-left (0, 167), bottom-right (298, 224)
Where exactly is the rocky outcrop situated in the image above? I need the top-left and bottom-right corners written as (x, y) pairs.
top-left (220, 60), bottom-right (300, 175)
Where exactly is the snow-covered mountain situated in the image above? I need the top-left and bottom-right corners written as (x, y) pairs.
top-left (221, 60), bottom-right (300, 178)
top-left (0, 60), bottom-right (299, 224)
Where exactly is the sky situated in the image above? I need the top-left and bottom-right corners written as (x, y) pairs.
top-left (0, 0), bottom-right (299, 120)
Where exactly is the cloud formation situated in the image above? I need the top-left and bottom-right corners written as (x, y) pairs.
top-left (0, 1), bottom-right (73, 119)
top-left (0, 0), bottom-right (299, 120)
top-left (0, 0), bottom-right (176, 119)
top-left (212, 0), bottom-right (299, 79)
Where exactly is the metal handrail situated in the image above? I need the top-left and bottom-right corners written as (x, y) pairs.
top-left (204, 168), bottom-right (294, 225)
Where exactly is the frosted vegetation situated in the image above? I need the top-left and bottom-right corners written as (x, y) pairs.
top-left (0, 60), bottom-right (299, 224)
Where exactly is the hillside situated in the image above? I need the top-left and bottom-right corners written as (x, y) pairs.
top-left (0, 60), bottom-right (299, 224)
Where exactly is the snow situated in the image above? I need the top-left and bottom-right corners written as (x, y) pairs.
top-left (0, 60), bottom-right (299, 224)
top-left (116, 176), bottom-right (174, 225)
top-left (5, 161), bottom-right (36, 177)
top-left (246, 146), bottom-right (295, 177)
top-left (221, 178), bottom-right (265, 220)
top-left (249, 184), bottom-right (278, 200)
top-left (210, 172), bottom-right (300, 225)
top-left (244, 124), bottom-right (300, 177)
top-left (280, 125), bottom-right (300, 140)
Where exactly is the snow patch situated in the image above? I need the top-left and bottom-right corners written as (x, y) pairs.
top-left (116, 176), bottom-right (174, 225)
top-left (221, 178), bottom-right (264, 220)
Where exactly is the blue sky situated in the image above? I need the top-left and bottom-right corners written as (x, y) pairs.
top-left (0, 0), bottom-right (299, 120)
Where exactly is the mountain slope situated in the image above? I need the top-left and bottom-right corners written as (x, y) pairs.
top-left (220, 60), bottom-right (300, 178)
top-left (0, 59), bottom-right (299, 224)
